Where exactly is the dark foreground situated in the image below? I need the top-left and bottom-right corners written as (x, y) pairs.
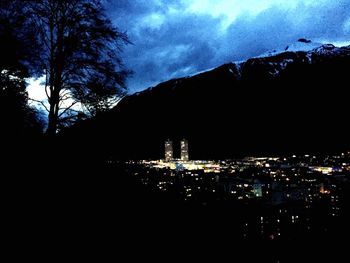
top-left (3, 154), bottom-right (349, 262)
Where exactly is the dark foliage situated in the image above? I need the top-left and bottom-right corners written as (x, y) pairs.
top-left (0, 1), bottom-right (44, 164)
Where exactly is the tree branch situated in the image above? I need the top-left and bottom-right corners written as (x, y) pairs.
top-left (29, 98), bottom-right (50, 113)
top-left (58, 101), bottom-right (79, 117)
top-left (44, 69), bottom-right (51, 100)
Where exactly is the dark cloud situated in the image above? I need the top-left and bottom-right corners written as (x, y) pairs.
top-left (107, 0), bottom-right (350, 92)
top-left (223, 0), bottom-right (350, 60)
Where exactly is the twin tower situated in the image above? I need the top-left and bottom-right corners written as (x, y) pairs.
top-left (165, 139), bottom-right (189, 162)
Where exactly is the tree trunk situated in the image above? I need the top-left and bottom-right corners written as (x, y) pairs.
top-left (46, 85), bottom-right (60, 137)
top-left (46, 9), bottom-right (57, 137)
top-left (46, 98), bottom-right (58, 136)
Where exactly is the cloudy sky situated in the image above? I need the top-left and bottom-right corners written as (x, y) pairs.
top-left (105, 0), bottom-right (350, 93)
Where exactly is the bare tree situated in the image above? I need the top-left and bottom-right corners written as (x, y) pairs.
top-left (28, 0), bottom-right (130, 135)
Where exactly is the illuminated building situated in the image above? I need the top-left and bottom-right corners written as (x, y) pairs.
top-left (165, 140), bottom-right (173, 162)
top-left (311, 166), bottom-right (333, 175)
top-left (253, 184), bottom-right (263, 197)
top-left (180, 139), bottom-right (189, 161)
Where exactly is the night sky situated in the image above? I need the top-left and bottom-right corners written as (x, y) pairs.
top-left (106, 0), bottom-right (350, 93)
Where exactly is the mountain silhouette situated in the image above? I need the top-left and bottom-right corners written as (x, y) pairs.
top-left (62, 44), bottom-right (350, 160)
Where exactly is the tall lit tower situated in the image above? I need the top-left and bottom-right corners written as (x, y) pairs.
top-left (180, 139), bottom-right (189, 161)
top-left (165, 140), bottom-right (173, 162)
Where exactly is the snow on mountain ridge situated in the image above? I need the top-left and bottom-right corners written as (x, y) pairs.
top-left (133, 42), bottom-right (350, 96)
top-left (188, 41), bottom-right (327, 79)
top-left (257, 40), bottom-right (322, 58)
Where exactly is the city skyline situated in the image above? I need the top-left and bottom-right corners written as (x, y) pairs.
top-left (127, 150), bottom-right (350, 243)
top-left (164, 139), bottom-right (190, 161)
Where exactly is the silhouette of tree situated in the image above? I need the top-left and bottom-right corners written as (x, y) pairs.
top-left (80, 75), bottom-right (126, 117)
top-left (0, 1), bottom-right (39, 74)
top-left (27, 0), bottom-right (130, 135)
top-left (0, 1), bottom-right (43, 141)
